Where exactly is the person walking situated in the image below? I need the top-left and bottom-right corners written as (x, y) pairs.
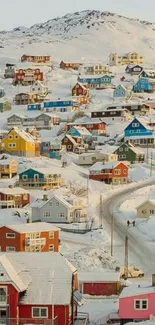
top-left (127, 220), bottom-right (130, 227)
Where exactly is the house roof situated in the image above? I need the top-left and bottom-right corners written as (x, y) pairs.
top-left (0, 187), bottom-right (30, 195)
top-left (63, 134), bottom-right (78, 145)
top-left (136, 199), bottom-right (155, 210)
top-left (115, 84), bottom-right (128, 91)
top-left (0, 158), bottom-right (17, 166)
top-left (116, 143), bottom-right (145, 155)
top-left (3, 222), bottom-right (59, 234)
top-left (120, 283), bottom-right (155, 298)
top-left (8, 127), bottom-right (37, 143)
top-left (90, 161), bottom-right (128, 171)
top-left (71, 126), bottom-right (91, 136)
top-left (20, 167), bottom-right (61, 176)
top-left (31, 194), bottom-right (73, 209)
top-left (78, 271), bottom-right (120, 283)
top-left (74, 82), bottom-right (87, 90)
top-left (0, 252), bottom-right (77, 305)
top-left (0, 254), bottom-right (27, 292)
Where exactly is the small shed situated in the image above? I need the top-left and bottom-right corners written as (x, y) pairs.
top-left (78, 271), bottom-right (120, 296)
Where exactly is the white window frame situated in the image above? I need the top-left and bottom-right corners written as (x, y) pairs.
top-left (32, 307), bottom-right (48, 318)
top-left (6, 233), bottom-right (16, 238)
top-left (49, 231), bottom-right (54, 239)
top-left (134, 299), bottom-right (148, 310)
top-left (43, 212), bottom-right (51, 218)
top-left (49, 244), bottom-right (54, 252)
top-left (6, 246), bottom-right (16, 252)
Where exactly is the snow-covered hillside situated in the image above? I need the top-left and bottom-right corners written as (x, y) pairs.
top-left (1, 10), bottom-right (155, 63)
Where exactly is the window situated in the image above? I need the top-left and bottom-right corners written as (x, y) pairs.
top-left (125, 147), bottom-right (128, 151)
top-left (150, 209), bottom-right (154, 215)
top-left (22, 175), bottom-right (28, 180)
top-left (6, 233), bottom-right (15, 238)
top-left (0, 287), bottom-right (7, 302)
top-left (8, 143), bottom-right (16, 148)
top-left (49, 231), bottom-right (54, 239)
top-left (134, 299), bottom-right (148, 310)
top-left (114, 169), bottom-right (121, 175)
top-left (23, 194), bottom-right (28, 200)
top-left (119, 148), bottom-right (123, 152)
top-left (14, 135), bottom-right (19, 139)
top-left (43, 212), bottom-right (51, 218)
top-left (32, 307), bottom-right (48, 318)
top-left (9, 135), bottom-right (13, 140)
top-left (67, 145), bottom-right (72, 149)
top-left (56, 202), bottom-right (59, 207)
top-left (6, 246), bottom-right (16, 252)
top-left (49, 244), bottom-right (54, 251)
top-left (57, 212), bottom-right (65, 218)
top-left (123, 169), bottom-right (127, 174)
top-left (132, 123), bottom-right (139, 127)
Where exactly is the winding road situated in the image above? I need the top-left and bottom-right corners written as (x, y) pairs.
top-left (101, 178), bottom-right (155, 275)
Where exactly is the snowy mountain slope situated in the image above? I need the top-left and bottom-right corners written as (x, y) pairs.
top-left (1, 10), bottom-right (155, 63)
top-left (0, 11), bottom-right (155, 63)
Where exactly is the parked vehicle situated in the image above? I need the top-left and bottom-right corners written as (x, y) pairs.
top-left (119, 266), bottom-right (144, 278)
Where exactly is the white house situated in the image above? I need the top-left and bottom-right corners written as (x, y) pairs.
top-left (78, 151), bottom-right (118, 165)
top-left (31, 193), bottom-right (88, 223)
top-left (30, 81), bottom-right (48, 96)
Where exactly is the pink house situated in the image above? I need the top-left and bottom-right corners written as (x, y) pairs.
top-left (119, 275), bottom-right (155, 325)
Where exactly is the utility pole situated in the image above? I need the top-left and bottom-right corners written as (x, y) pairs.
top-left (99, 193), bottom-right (103, 228)
top-left (111, 214), bottom-right (114, 256)
top-left (124, 236), bottom-right (129, 279)
top-left (147, 139), bottom-right (149, 164)
top-left (150, 152), bottom-right (153, 177)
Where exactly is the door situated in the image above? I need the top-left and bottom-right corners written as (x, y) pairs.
top-left (0, 309), bottom-right (7, 325)
top-left (34, 174), bottom-right (39, 182)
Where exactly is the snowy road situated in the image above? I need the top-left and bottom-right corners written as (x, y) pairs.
top-left (102, 178), bottom-right (155, 275)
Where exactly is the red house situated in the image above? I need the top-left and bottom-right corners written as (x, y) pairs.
top-left (14, 68), bottom-right (43, 86)
top-left (66, 121), bottom-right (106, 136)
top-left (21, 54), bottom-right (51, 64)
top-left (0, 253), bottom-right (86, 325)
top-left (79, 271), bottom-right (120, 296)
top-left (89, 161), bottom-right (129, 184)
top-left (72, 82), bottom-right (89, 97)
top-left (60, 61), bottom-right (82, 70)
top-left (0, 187), bottom-right (30, 208)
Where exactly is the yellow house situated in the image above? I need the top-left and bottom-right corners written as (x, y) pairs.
top-left (0, 127), bottom-right (40, 157)
top-left (136, 199), bottom-right (155, 218)
top-left (109, 52), bottom-right (144, 66)
top-left (0, 158), bottom-right (18, 178)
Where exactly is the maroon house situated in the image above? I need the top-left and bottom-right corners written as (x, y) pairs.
top-left (60, 61), bottom-right (82, 70)
top-left (66, 121), bottom-right (106, 135)
top-left (0, 186), bottom-right (30, 208)
top-left (0, 253), bottom-right (86, 325)
top-left (79, 271), bottom-right (120, 296)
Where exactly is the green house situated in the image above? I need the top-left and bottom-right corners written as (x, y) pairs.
top-left (0, 101), bottom-right (11, 112)
top-left (113, 142), bottom-right (145, 163)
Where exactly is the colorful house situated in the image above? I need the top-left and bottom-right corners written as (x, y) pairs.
top-left (0, 186), bottom-right (30, 208)
top-left (0, 101), bottom-right (11, 112)
top-left (0, 158), bottom-right (18, 178)
top-left (113, 84), bottom-right (132, 98)
top-left (0, 127), bottom-right (40, 157)
top-left (136, 199), bottom-right (155, 218)
top-left (109, 52), bottom-right (144, 66)
top-left (67, 126), bottom-right (92, 140)
top-left (89, 161), bottom-right (129, 184)
top-left (119, 276), bottom-right (155, 325)
top-left (125, 65), bottom-right (143, 75)
top-left (19, 168), bottom-right (63, 190)
top-left (124, 118), bottom-right (155, 147)
top-left (27, 103), bottom-right (42, 111)
top-left (44, 99), bottom-right (77, 112)
top-left (113, 142), bottom-right (145, 163)
top-left (80, 63), bottom-right (111, 75)
top-left (66, 121), bottom-right (106, 136)
top-left (139, 69), bottom-right (155, 79)
top-left (14, 92), bottom-right (45, 105)
top-left (31, 193), bottom-right (87, 223)
top-left (107, 103), bottom-right (151, 116)
top-left (77, 75), bottom-right (113, 89)
top-left (30, 80), bottom-right (48, 96)
top-left (0, 222), bottom-right (60, 252)
top-left (79, 152), bottom-right (118, 166)
top-left (133, 78), bottom-right (154, 93)
top-left (61, 135), bottom-right (81, 152)
top-left (60, 61), bottom-right (82, 70)
top-left (72, 82), bottom-right (89, 97)
top-left (0, 252), bottom-right (85, 325)
top-left (13, 68), bottom-right (44, 86)
top-left (79, 271), bottom-right (120, 296)
top-left (91, 108), bottom-right (131, 123)
top-left (21, 54), bottom-right (51, 64)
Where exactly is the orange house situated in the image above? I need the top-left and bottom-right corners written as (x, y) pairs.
top-left (72, 82), bottom-right (89, 97)
top-left (89, 161), bottom-right (129, 184)
top-left (0, 222), bottom-right (60, 252)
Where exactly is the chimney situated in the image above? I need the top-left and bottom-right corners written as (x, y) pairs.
top-left (8, 185), bottom-right (13, 189)
top-left (26, 128), bottom-right (30, 133)
top-left (152, 274), bottom-right (155, 286)
top-left (43, 194), bottom-right (48, 201)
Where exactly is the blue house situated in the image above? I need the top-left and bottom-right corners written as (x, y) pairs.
top-left (19, 167), bottom-right (62, 189)
top-left (44, 100), bottom-right (76, 112)
top-left (139, 70), bottom-right (155, 79)
top-left (125, 65), bottom-right (143, 75)
top-left (124, 118), bottom-right (153, 137)
top-left (67, 126), bottom-right (92, 140)
top-left (133, 78), bottom-right (154, 93)
top-left (113, 84), bottom-right (131, 98)
top-left (77, 75), bottom-right (113, 89)
top-left (27, 103), bottom-right (42, 111)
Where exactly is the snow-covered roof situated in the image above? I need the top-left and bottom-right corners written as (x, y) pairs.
top-left (136, 199), bottom-right (155, 210)
top-left (72, 126), bottom-right (91, 136)
top-left (75, 82), bottom-right (87, 89)
top-left (9, 127), bottom-right (37, 143)
top-left (90, 161), bottom-right (127, 171)
top-left (0, 158), bottom-right (17, 165)
top-left (134, 117), bottom-right (152, 131)
top-left (64, 134), bottom-right (78, 145)
top-left (120, 284), bottom-right (155, 298)
top-left (20, 167), bottom-right (61, 176)
top-left (31, 193), bottom-right (73, 209)
top-left (125, 134), bottom-right (155, 140)
top-left (78, 271), bottom-right (120, 282)
top-left (0, 254), bottom-right (27, 292)
top-left (0, 252), bottom-right (77, 305)
top-left (4, 222), bottom-right (59, 234)
top-left (115, 84), bottom-right (128, 91)
top-left (0, 187), bottom-right (30, 195)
